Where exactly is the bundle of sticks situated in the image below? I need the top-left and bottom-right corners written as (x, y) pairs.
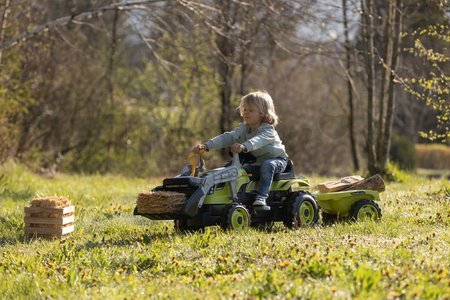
top-left (136, 191), bottom-right (186, 214)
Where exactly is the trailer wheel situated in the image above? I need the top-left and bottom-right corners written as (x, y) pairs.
top-left (284, 192), bottom-right (319, 228)
top-left (350, 199), bottom-right (381, 221)
top-left (225, 205), bottom-right (250, 230)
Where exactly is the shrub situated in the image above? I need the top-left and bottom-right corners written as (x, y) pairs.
top-left (384, 162), bottom-right (413, 183)
top-left (389, 134), bottom-right (416, 170)
top-left (415, 144), bottom-right (450, 169)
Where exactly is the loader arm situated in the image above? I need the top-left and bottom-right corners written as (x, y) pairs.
top-left (182, 154), bottom-right (241, 217)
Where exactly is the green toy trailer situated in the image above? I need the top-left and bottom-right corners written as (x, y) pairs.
top-left (315, 189), bottom-right (381, 224)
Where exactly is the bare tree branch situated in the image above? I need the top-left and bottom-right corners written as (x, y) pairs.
top-left (0, 0), bottom-right (165, 50)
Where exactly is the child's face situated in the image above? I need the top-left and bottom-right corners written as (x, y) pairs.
top-left (242, 102), bottom-right (263, 128)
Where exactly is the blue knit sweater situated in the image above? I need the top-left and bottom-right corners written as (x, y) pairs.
top-left (205, 123), bottom-right (288, 165)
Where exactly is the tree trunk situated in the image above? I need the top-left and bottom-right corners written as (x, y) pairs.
top-left (0, 0), bottom-right (11, 65)
top-left (217, 37), bottom-right (234, 134)
top-left (361, 0), bottom-right (403, 175)
top-left (379, 0), bottom-right (403, 170)
top-left (362, 0), bottom-right (377, 174)
top-left (342, 0), bottom-right (360, 172)
top-left (215, 2), bottom-right (238, 159)
top-left (375, 0), bottom-right (393, 163)
top-left (239, 50), bottom-right (247, 96)
top-left (106, 8), bottom-right (119, 170)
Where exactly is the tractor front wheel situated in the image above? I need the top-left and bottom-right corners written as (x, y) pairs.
top-left (224, 205), bottom-right (251, 230)
top-left (350, 199), bottom-right (381, 221)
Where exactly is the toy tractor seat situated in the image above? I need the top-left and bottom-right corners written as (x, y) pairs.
top-left (273, 159), bottom-right (296, 180)
top-left (229, 152), bottom-right (296, 180)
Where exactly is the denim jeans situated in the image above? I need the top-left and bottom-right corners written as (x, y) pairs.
top-left (243, 157), bottom-right (288, 199)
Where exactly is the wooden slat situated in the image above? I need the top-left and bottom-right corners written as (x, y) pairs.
top-left (24, 215), bottom-right (75, 225)
top-left (24, 205), bottom-right (75, 215)
top-left (61, 225), bottom-right (74, 235)
top-left (24, 225), bottom-right (74, 235)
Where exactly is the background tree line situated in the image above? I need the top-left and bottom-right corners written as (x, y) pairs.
top-left (0, 0), bottom-right (449, 177)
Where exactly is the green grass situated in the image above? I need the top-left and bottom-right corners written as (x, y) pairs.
top-left (417, 168), bottom-right (450, 179)
top-left (1, 161), bottom-right (449, 299)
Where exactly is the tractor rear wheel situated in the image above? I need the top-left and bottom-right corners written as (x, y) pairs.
top-left (350, 199), bottom-right (381, 221)
top-left (284, 192), bottom-right (319, 229)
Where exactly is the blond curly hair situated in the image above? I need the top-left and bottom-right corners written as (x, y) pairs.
top-left (239, 90), bottom-right (279, 126)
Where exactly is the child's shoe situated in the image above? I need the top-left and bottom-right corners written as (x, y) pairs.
top-left (253, 196), bottom-right (271, 211)
top-left (253, 196), bottom-right (267, 206)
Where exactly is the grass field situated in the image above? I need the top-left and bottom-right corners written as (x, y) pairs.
top-left (1, 162), bottom-right (449, 299)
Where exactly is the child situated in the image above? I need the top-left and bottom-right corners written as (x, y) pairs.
top-left (193, 90), bottom-right (288, 207)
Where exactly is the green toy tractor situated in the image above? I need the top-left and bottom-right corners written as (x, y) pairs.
top-left (134, 152), bottom-right (382, 230)
top-left (134, 152), bottom-right (319, 231)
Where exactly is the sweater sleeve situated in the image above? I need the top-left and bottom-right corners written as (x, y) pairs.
top-left (205, 124), bottom-right (245, 150)
top-left (242, 124), bottom-right (275, 152)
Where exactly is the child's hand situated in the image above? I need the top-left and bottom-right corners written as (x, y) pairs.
top-left (231, 143), bottom-right (245, 153)
top-left (193, 144), bottom-right (208, 153)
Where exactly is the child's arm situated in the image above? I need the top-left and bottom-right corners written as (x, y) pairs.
top-left (204, 124), bottom-right (246, 150)
top-left (242, 124), bottom-right (277, 152)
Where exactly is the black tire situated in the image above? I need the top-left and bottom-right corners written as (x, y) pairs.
top-left (174, 219), bottom-right (204, 233)
top-left (321, 211), bottom-right (340, 225)
top-left (350, 199), bottom-right (382, 221)
top-left (284, 192), bottom-right (319, 229)
top-left (223, 205), bottom-right (251, 230)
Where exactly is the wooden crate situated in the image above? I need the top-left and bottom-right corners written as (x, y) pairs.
top-left (24, 205), bottom-right (75, 239)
